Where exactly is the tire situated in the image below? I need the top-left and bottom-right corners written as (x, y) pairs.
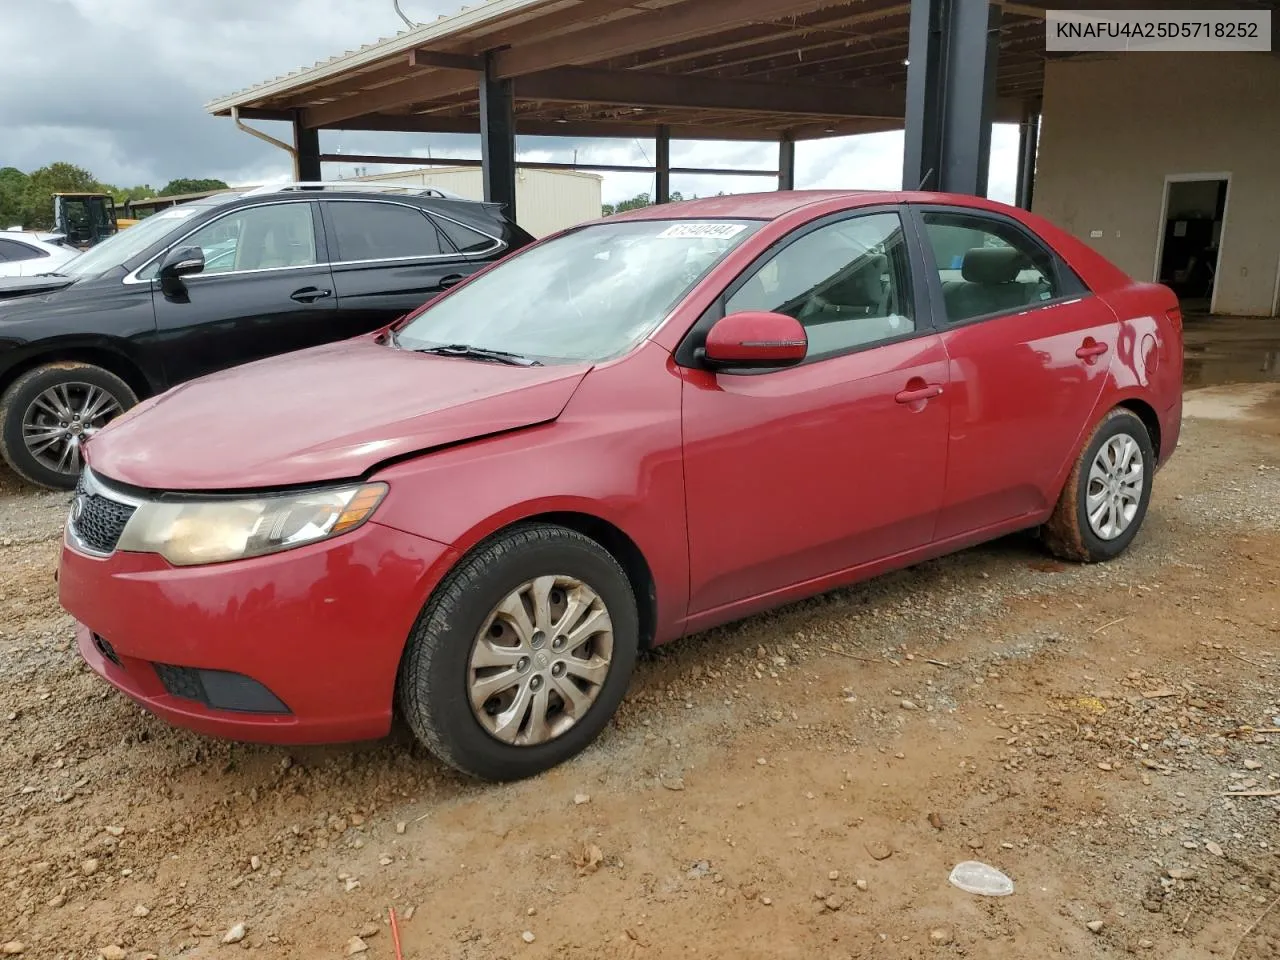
top-left (1044, 408), bottom-right (1155, 563)
top-left (0, 363), bottom-right (138, 490)
top-left (397, 522), bottom-right (640, 781)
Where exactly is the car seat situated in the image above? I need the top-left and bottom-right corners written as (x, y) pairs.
top-left (941, 247), bottom-right (1038, 322)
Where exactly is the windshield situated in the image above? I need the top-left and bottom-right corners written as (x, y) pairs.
top-left (59, 205), bottom-right (208, 278)
top-left (396, 218), bottom-right (761, 363)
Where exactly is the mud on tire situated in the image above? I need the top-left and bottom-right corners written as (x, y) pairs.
top-left (1044, 408), bottom-right (1155, 564)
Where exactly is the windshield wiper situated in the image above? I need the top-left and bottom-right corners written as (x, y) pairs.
top-left (413, 343), bottom-right (542, 366)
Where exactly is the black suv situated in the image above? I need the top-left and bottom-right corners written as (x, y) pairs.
top-left (0, 184), bottom-right (533, 489)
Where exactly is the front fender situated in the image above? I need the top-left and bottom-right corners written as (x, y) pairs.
top-left (369, 342), bottom-right (690, 643)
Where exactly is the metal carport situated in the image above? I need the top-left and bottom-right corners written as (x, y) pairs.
top-left (204, 0), bottom-right (1099, 220)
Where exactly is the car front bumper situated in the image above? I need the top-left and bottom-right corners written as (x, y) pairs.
top-left (59, 521), bottom-right (454, 744)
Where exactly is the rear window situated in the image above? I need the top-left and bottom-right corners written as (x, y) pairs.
top-left (434, 215), bottom-right (499, 254)
top-left (0, 239), bottom-right (46, 261)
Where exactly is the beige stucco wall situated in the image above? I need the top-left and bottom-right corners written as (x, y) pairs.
top-left (1033, 52), bottom-right (1280, 316)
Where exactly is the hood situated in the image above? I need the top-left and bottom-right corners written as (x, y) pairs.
top-left (87, 337), bottom-right (592, 490)
top-left (0, 274), bottom-right (76, 302)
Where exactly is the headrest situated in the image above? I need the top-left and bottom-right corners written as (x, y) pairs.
top-left (961, 247), bottom-right (1027, 284)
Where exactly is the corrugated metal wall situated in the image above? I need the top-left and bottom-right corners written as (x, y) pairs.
top-left (348, 167), bottom-right (602, 238)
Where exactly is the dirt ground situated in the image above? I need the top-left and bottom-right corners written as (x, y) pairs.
top-left (1, 381), bottom-right (1278, 960)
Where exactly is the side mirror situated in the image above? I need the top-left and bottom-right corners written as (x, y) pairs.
top-left (701, 311), bottom-right (807, 370)
top-left (159, 245), bottom-right (205, 280)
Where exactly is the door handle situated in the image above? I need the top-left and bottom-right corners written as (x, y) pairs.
top-left (290, 287), bottom-right (332, 303)
top-left (895, 384), bottom-right (944, 404)
top-left (1076, 339), bottom-right (1109, 362)
top-left (438, 274), bottom-right (466, 289)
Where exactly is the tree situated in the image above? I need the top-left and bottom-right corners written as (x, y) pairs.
top-left (110, 184), bottom-right (157, 206)
top-left (19, 162), bottom-right (103, 229)
top-left (601, 190), bottom-right (686, 216)
top-left (158, 178), bottom-right (229, 197)
top-left (0, 167), bottom-right (29, 227)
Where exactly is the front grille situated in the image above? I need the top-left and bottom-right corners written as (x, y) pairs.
top-left (70, 475), bottom-right (136, 554)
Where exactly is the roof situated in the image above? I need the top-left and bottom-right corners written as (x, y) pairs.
top-left (607, 188), bottom-right (1043, 220)
top-left (206, 0), bottom-right (1054, 141)
top-left (206, 0), bottom-right (549, 115)
top-left (211, 0), bottom-right (1280, 143)
top-left (609, 190), bottom-right (878, 221)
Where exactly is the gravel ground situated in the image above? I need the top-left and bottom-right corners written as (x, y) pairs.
top-left (1, 383), bottom-right (1278, 960)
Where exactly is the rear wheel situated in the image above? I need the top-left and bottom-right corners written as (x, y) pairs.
top-left (0, 363), bottom-right (137, 490)
top-left (397, 523), bottom-right (639, 781)
top-left (1044, 408), bottom-right (1154, 563)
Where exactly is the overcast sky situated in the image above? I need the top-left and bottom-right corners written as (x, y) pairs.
top-left (0, 0), bottom-right (1020, 204)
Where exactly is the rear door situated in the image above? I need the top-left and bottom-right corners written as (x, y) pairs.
top-left (149, 200), bottom-right (338, 384)
top-left (321, 200), bottom-right (483, 337)
top-left (907, 205), bottom-right (1119, 539)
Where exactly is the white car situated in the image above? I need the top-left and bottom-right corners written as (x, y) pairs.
top-left (0, 231), bottom-right (78, 278)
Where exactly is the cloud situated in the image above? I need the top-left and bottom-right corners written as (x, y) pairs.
top-left (1, 0), bottom-right (1021, 204)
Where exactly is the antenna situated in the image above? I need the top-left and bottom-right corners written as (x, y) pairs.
top-left (916, 168), bottom-right (936, 191)
top-left (393, 0), bottom-right (417, 29)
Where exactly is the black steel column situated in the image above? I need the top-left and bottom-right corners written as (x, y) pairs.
top-left (778, 133), bottom-right (796, 191)
top-left (292, 111), bottom-right (321, 181)
top-left (1014, 106), bottom-right (1040, 210)
top-left (480, 53), bottom-right (517, 220)
top-left (654, 125), bottom-right (671, 203)
top-left (902, 0), bottom-right (1002, 196)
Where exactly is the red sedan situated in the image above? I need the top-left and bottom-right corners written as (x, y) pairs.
top-left (58, 191), bottom-right (1183, 781)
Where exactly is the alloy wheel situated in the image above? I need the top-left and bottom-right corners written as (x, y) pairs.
top-left (21, 382), bottom-right (123, 476)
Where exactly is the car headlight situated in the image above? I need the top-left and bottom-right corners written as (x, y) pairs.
top-left (116, 482), bottom-right (388, 566)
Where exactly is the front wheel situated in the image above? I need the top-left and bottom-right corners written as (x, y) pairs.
top-left (1044, 408), bottom-right (1155, 563)
top-left (397, 523), bottom-right (639, 781)
top-left (0, 363), bottom-right (138, 490)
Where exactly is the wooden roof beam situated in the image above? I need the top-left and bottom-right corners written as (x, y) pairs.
top-left (631, 4), bottom-right (913, 71)
top-left (407, 49), bottom-right (484, 71)
top-left (490, 0), bottom-right (847, 78)
top-left (515, 65), bottom-right (904, 118)
top-left (464, 0), bottom-right (649, 50)
top-left (302, 68), bottom-right (477, 127)
top-left (314, 112), bottom-right (786, 140)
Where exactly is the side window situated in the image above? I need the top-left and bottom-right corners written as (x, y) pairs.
top-left (0, 239), bottom-right (46, 262)
top-left (433, 215), bottom-right (498, 255)
top-left (920, 211), bottom-right (1060, 323)
top-left (725, 212), bottom-right (915, 360)
top-left (179, 203), bottom-right (318, 275)
top-left (327, 202), bottom-right (446, 261)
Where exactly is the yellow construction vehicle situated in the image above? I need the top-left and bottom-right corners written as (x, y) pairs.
top-left (52, 192), bottom-right (120, 248)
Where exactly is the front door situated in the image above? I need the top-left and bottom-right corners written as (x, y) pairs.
top-left (909, 206), bottom-right (1120, 539)
top-left (681, 209), bottom-right (951, 616)
top-left (150, 200), bottom-right (337, 385)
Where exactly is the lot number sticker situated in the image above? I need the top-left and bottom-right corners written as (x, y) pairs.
top-left (657, 223), bottom-right (748, 240)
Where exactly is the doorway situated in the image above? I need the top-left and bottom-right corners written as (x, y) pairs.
top-left (1154, 174), bottom-right (1230, 315)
